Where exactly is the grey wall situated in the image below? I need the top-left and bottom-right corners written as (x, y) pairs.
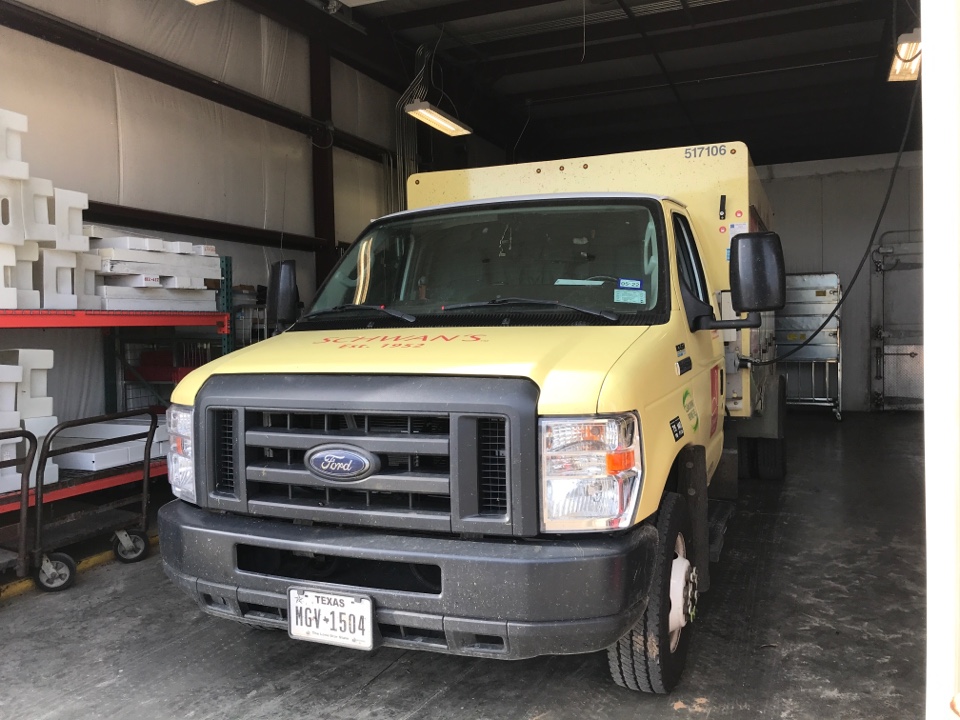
top-left (758, 152), bottom-right (922, 412)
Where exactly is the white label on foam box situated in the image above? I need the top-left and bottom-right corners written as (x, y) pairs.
top-left (100, 274), bottom-right (162, 288)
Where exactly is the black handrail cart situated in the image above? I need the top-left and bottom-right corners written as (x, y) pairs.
top-left (22, 410), bottom-right (159, 591)
top-left (0, 429), bottom-right (39, 579)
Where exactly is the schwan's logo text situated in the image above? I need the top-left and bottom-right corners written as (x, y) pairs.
top-left (305, 445), bottom-right (379, 482)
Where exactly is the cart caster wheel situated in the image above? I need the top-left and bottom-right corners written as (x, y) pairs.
top-left (113, 530), bottom-right (150, 563)
top-left (834, 410), bottom-right (843, 422)
top-left (34, 552), bottom-right (77, 592)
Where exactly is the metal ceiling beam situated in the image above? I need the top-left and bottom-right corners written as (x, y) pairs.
top-left (479, 1), bottom-right (886, 78)
top-left (234, 0), bottom-right (407, 90)
top-left (541, 80), bottom-right (876, 133)
top-left (379, 0), bottom-right (564, 31)
top-left (534, 102), bottom-right (917, 165)
top-left (85, 203), bottom-right (327, 253)
top-left (521, 44), bottom-right (879, 105)
top-left (452, 0), bottom-right (857, 61)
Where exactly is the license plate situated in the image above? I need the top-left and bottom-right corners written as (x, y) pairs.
top-left (288, 588), bottom-right (374, 650)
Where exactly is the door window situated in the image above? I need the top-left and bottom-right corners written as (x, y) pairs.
top-left (673, 214), bottom-right (709, 305)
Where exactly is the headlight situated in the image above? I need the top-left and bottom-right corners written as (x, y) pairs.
top-left (166, 404), bottom-right (196, 503)
top-left (540, 414), bottom-right (642, 533)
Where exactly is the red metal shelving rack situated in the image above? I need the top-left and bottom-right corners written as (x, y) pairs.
top-left (0, 309), bottom-right (230, 334)
top-left (0, 309), bottom-right (229, 516)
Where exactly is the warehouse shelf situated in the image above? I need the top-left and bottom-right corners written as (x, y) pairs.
top-left (0, 309), bottom-right (230, 334)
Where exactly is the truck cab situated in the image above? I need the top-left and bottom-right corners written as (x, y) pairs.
top-left (159, 144), bottom-right (785, 694)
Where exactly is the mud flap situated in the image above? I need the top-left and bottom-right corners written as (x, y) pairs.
top-left (677, 445), bottom-right (710, 592)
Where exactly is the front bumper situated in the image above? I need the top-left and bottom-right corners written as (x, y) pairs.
top-left (159, 500), bottom-right (658, 660)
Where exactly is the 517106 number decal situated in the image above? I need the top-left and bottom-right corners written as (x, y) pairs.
top-left (684, 144), bottom-right (727, 159)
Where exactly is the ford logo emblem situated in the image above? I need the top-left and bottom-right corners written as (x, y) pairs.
top-left (305, 445), bottom-right (379, 482)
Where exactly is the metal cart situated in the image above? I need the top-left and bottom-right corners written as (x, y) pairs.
top-left (775, 273), bottom-right (843, 421)
top-left (0, 409), bottom-right (158, 591)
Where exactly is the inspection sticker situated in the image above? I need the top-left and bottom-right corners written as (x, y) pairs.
top-left (670, 416), bottom-right (685, 442)
top-left (614, 289), bottom-right (647, 304)
top-left (618, 278), bottom-right (643, 289)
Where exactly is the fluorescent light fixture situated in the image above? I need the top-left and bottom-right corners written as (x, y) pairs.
top-left (184, 0), bottom-right (218, 5)
top-left (404, 100), bottom-right (472, 137)
top-left (889, 28), bottom-right (921, 81)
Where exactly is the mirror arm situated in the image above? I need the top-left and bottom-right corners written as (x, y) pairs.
top-left (701, 312), bottom-right (761, 330)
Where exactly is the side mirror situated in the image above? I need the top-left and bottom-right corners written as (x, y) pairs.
top-left (266, 260), bottom-right (300, 335)
top-left (730, 231), bottom-right (786, 312)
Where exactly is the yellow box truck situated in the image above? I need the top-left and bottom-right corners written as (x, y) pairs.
top-left (159, 141), bottom-right (786, 693)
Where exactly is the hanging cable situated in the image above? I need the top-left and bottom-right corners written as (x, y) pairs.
top-left (513, 101), bottom-right (532, 161)
top-left (747, 75), bottom-right (921, 367)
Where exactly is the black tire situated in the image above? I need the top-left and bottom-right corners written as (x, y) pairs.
top-left (34, 552), bottom-right (77, 592)
top-left (113, 530), bottom-right (150, 563)
top-left (608, 492), bottom-right (697, 693)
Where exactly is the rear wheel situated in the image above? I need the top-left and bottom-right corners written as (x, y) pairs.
top-left (608, 492), bottom-right (698, 693)
top-left (113, 530), bottom-right (150, 563)
top-left (34, 552), bottom-right (77, 592)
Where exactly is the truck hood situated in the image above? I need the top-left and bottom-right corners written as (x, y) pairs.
top-left (172, 325), bottom-right (651, 415)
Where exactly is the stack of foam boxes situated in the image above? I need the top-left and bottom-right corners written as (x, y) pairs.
top-left (0, 349), bottom-right (57, 495)
top-left (89, 227), bottom-right (220, 311)
top-left (0, 108), bottom-right (97, 310)
top-left (1, 107), bottom-right (222, 311)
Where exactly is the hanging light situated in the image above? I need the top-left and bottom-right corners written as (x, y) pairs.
top-left (888, 28), bottom-right (921, 82)
top-left (404, 100), bottom-right (472, 137)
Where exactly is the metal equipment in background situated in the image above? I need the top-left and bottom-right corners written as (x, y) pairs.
top-left (870, 230), bottom-right (923, 411)
top-left (775, 273), bottom-right (843, 421)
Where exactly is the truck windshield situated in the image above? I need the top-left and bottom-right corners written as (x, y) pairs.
top-left (302, 199), bottom-right (666, 327)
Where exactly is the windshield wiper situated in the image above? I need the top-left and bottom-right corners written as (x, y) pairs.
top-left (301, 304), bottom-right (416, 323)
top-left (441, 297), bottom-right (618, 322)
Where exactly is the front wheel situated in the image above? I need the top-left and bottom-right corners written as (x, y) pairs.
top-left (607, 492), bottom-right (698, 693)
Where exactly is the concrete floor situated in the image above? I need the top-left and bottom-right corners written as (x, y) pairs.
top-left (0, 412), bottom-right (925, 719)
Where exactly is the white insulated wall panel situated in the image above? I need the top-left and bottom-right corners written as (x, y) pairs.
top-left (331, 59), bottom-right (398, 152)
top-left (14, 0), bottom-right (310, 115)
top-left (333, 148), bottom-right (388, 246)
top-left (0, 29), bottom-right (120, 202)
top-left (0, 27), bottom-right (313, 236)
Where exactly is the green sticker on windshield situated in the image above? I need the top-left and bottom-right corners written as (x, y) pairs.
top-left (614, 289), bottom-right (647, 304)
